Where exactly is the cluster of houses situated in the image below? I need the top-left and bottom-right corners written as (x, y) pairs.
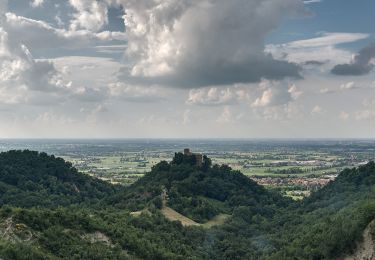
top-left (251, 174), bottom-right (338, 189)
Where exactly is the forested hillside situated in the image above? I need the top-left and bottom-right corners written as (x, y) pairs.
top-left (267, 162), bottom-right (375, 259)
top-left (0, 150), bottom-right (120, 208)
top-left (110, 152), bottom-right (290, 223)
top-left (0, 150), bottom-right (374, 259)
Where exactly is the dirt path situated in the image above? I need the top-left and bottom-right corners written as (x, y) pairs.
top-left (131, 188), bottom-right (230, 227)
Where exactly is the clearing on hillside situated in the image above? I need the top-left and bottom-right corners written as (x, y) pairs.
top-left (161, 207), bottom-right (200, 226)
top-left (161, 207), bottom-right (230, 228)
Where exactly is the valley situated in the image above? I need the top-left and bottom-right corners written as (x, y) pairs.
top-left (1, 139), bottom-right (373, 200)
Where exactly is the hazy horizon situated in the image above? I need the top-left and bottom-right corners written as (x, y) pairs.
top-left (1, 137), bottom-right (375, 141)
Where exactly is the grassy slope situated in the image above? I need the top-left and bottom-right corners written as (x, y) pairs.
top-left (161, 207), bottom-right (200, 226)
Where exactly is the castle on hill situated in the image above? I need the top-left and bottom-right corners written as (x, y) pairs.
top-left (184, 148), bottom-right (203, 167)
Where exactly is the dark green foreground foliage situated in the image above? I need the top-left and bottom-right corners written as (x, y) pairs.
top-left (0, 150), bottom-right (374, 259)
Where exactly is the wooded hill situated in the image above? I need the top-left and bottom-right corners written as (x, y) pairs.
top-left (0, 150), bottom-right (374, 259)
top-left (0, 150), bottom-right (119, 208)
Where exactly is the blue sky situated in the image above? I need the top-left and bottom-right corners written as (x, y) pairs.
top-left (270, 0), bottom-right (375, 47)
top-left (0, 0), bottom-right (374, 138)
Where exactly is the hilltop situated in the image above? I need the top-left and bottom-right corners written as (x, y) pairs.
top-left (110, 151), bottom-right (290, 224)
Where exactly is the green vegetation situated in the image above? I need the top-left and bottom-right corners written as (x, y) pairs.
top-left (113, 152), bottom-right (287, 223)
top-left (0, 150), bottom-right (120, 208)
top-left (0, 150), bottom-right (374, 259)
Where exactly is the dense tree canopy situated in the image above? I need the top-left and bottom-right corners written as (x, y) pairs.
top-left (112, 153), bottom-right (290, 222)
top-left (0, 150), bottom-right (120, 208)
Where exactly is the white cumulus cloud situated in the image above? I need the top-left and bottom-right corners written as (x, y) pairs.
top-left (186, 87), bottom-right (248, 106)
top-left (252, 80), bottom-right (301, 108)
top-left (69, 0), bottom-right (109, 32)
top-left (0, 27), bottom-right (71, 104)
top-left (117, 0), bottom-right (304, 88)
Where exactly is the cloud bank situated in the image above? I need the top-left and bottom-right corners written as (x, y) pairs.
top-left (0, 5), bottom-right (72, 105)
top-left (266, 32), bottom-right (369, 66)
top-left (117, 0), bottom-right (304, 88)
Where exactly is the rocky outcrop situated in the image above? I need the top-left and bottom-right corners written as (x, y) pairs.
top-left (344, 220), bottom-right (375, 260)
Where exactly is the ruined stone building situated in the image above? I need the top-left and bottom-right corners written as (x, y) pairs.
top-left (184, 148), bottom-right (203, 167)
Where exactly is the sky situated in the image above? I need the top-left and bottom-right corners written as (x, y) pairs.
top-left (0, 0), bottom-right (375, 138)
